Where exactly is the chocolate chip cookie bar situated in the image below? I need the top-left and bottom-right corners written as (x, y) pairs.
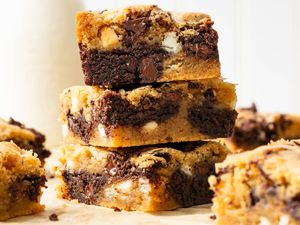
top-left (0, 142), bottom-right (46, 221)
top-left (56, 141), bottom-right (228, 211)
top-left (0, 118), bottom-right (50, 163)
top-left (60, 79), bottom-right (237, 147)
top-left (77, 5), bottom-right (220, 87)
top-left (209, 139), bottom-right (300, 225)
top-left (224, 104), bottom-right (300, 152)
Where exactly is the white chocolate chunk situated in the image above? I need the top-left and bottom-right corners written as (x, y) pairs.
top-left (71, 96), bottom-right (79, 113)
top-left (138, 178), bottom-right (151, 194)
top-left (142, 121), bottom-right (158, 132)
top-left (62, 124), bottom-right (69, 137)
top-left (116, 180), bottom-right (133, 192)
top-left (279, 215), bottom-right (290, 225)
top-left (259, 217), bottom-right (271, 225)
top-left (98, 124), bottom-right (107, 137)
top-left (162, 32), bottom-right (182, 53)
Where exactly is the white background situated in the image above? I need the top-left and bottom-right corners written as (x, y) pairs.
top-left (0, 0), bottom-right (299, 145)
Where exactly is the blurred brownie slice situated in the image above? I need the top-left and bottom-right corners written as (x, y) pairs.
top-left (0, 142), bottom-right (46, 220)
top-left (56, 141), bottom-right (228, 211)
top-left (224, 104), bottom-right (300, 152)
top-left (0, 118), bottom-right (50, 163)
top-left (76, 5), bottom-right (220, 87)
top-left (59, 79), bottom-right (237, 147)
top-left (209, 139), bottom-right (300, 225)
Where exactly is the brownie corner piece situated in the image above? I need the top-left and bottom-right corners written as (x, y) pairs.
top-left (0, 142), bottom-right (46, 221)
top-left (0, 117), bottom-right (50, 163)
top-left (56, 141), bottom-right (228, 211)
top-left (209, 139), bottom-right (300, 225)
top-left (76, 5), bottom-right (220, 87)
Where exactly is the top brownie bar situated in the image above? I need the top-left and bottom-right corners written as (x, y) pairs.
top-left (77, 5), bottom-right (220, 87)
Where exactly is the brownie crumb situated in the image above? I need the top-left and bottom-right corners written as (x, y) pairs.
top-left (113, 207), bottom-right (122, 212)
top-left (49, 213), bottom-right (59, 221)
top-left (210, 215), bottom-right (217, 220)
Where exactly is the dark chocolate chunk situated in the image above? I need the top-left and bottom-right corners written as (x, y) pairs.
top-left (122, 17), bottom-right (148, 36)
top-left (139, 57), bottom-right (159, 83)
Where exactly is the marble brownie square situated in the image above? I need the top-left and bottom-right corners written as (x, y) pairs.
top-left (56, 141), bottom-right (228, 211)
top-left (209, 139), bottom-right (300, 225)
top-left (77, 5), bottom-right (220, 87)
top-left (0, 142), bottom-right (46, 221)
top-left (0, 118), bottom-right (50, 163)
top-left (59, 79), bottom-right (237, 147)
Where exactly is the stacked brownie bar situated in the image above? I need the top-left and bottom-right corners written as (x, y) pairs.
top-left (56, 5), bottom-right (237, 211)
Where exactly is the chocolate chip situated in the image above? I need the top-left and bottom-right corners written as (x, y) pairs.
top-left (139, 58), bottom-right (158, 83)
top-left (122, 17), bottom-right (147, 35)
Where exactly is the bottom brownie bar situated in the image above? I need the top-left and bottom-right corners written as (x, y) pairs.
top-left (209, 139), bottom-right (300, 225)
top-left (0, 142), bottom-right (46, 221)
top-left (56, 141), bottom-right (228, 211)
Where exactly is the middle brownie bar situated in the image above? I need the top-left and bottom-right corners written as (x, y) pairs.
top-left (60, 79), bottom-right (237, 147)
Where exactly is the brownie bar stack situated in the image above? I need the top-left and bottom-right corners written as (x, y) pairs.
top-left (56, 5), bottom-right (237, 211)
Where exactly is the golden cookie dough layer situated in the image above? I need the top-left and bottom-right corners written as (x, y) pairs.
top-left (77, 5), bottom-right (220, 86)
top-left (209, 139), bottom-right (300, 225)
top-left (56, 141), bottom-right (228, 211)
top-left (59, 79), bottom-right (237, 147)
top-left (0, 142), bottom-right (46, 221)
top-left (222, 105), bottom-right (300, 152)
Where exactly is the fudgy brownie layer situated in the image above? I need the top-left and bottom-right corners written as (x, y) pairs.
top-left (60, 80), bottom-right (237, 147)
top-left (77, 5), bottom-right (220, 87)
top-left (7, 118), bottom-right (51, 163)
top-left (57, 141), bottom-right (228, 211)
top-left (209, 139), bottom-right (300, 225)
top-left (224, 104), bottom-right (300, 152)
top-left (10, 175), bottom-right (46, 202)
